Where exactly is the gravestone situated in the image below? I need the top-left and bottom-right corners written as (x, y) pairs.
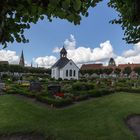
top-left (48, 84), bottom-right (61, 94)
top-left (29, 81), bottom-right (42, 92)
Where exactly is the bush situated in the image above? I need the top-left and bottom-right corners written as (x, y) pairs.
top-left (115, 87), bottom-right (140, 93)
top-left (58, 78), bottom-right (62, 81)
top-left (72, 82), bottom-right (94, 91)
top-left (74, 94), bottom-right (89, 101)
top-left (37, 96), bottom-right (73, 107)
top-left (61, 84), bottom-right (72, 93)
top-left (72, 88), bottom-right (115, 99)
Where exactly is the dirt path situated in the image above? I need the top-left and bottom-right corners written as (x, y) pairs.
top-left (126, 114), bottom-right (140, 139)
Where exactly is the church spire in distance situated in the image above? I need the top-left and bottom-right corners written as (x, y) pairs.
top-left (19, 50), bottom-right (25, 67)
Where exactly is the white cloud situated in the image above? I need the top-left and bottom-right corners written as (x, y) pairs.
top-left (34, 56), bottom-right (57, 68)
top-left (35, 35), bottom-right (116, 68)
top-left (123, 42), bottom-right (140, 57)
top-left (4, 34), bottom-right (138, 68)
top-left (115, 42), bottom-right (140, 65)
top-left (64, 34), bottom-right (76, 50)
top-left (53, 35), bottom-right (115, 64)
top-left (53, 34), bottom-right (76, 53)
top-left (53, 47), bottom-right (61, 53)
top-left (0, 50), bottom-right (19, 64)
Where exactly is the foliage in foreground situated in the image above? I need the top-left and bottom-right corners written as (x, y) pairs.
top-left (0, 0), bottom-right (140, 48)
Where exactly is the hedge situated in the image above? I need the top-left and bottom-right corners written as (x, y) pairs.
top-left (36, 96), bottom-right (73, 107)
top-left (73, 88), bottom-right (115, 98)
top-left (72, 82), bottom-right (94, 91)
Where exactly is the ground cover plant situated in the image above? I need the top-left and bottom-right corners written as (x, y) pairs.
top-left (0, 93), bottom-right (139, 139)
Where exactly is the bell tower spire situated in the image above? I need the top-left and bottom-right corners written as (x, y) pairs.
top-left (60, 46), bottom-right (67, 58)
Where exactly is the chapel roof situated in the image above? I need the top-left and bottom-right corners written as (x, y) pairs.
top-left (51, 57), bottom-right (70, 69)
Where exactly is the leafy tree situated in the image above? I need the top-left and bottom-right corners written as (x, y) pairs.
top-left (123, 67), bottom-right (132, 76)
top-left (108, 0), bottom-right (140, 44)
top-left (94, 69), bottom-right (103, 75)
top-left (102, 68), bottom-right (113, 75)
top-left (133, 67), bottom-right (140, 75)
top-left (1, 0), bottom-right (140, 47)
top-left (0, 64), bottom-right (9, 72)
top-left (9, 65), bottom-right (23, 73)
top-left (114, 68), bottom-right (121, 75)
top-left (0, 0), bottom-right (101, 48)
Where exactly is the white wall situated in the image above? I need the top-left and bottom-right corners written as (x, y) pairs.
top-left (51, 67), bottom-right (60, 79)
top-left (51, 60), bottom-right (79, 80)
top-left (61, 60), bottom-right (79, 80)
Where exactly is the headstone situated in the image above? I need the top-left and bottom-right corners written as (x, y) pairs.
top-left (29, 81), bottom-right (42, 92)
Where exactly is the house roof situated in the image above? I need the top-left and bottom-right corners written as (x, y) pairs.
top-left (51, 57), bottom-right (70, 69)
top-left (80, 64), bottom-right (103, 70)
top-left (118, 63), bottom-right (140, 70)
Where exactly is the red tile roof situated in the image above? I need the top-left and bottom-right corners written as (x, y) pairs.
top-left (81, 63), bottom-right (140, 71)
top-left (81, 64), bottom-right (103, 70)
top-left (118, 64), bottom-right (140, 70)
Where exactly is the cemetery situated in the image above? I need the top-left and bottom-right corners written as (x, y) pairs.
top-left (0, 0), bottom-right (140, 139)
top-left (0, 49), bottom-right (140, 139)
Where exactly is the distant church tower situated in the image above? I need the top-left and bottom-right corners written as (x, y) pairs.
top-left (19, 50), bottom-right (25, 67)
top-left (108, 58), bottom-right (116, 66)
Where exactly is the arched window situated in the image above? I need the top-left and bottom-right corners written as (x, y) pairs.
top-left (69, 70), bottom-right (72, 77)
top-left (66, 70), bottom-right (68, 77)
top-left (73, 70), bottom-right (76, 76)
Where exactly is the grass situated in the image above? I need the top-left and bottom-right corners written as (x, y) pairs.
top-left (0, 92), bottom-right (139, 140)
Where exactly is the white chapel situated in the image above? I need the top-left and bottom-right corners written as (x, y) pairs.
top-left (51, 47), bottom-right (79, 80)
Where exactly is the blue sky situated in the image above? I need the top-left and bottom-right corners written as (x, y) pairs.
top-left (1, 0), bottom-right (140, 68)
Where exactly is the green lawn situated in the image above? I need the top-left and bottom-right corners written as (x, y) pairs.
top-left (0, 92), bottom-right (139, 140)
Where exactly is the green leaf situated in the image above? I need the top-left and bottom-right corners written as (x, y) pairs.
top-left (62, 0), bottom-right (70, 10)
top-left (73, 0), bottom-right (81, 11)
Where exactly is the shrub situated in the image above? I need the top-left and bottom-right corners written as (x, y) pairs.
top-left (72, 82), bottom-right (94, 91)
top-left (115, 87), bottom-right (140, 93)
top-left (58, 78), bottom-right (62, 81)
top-left (74, 94), bottom-right (89, 101)
top-left (37, 96), bottom-right (73, 107)
top-left (87, 88), bottom-right (115, 97)
top-left (61, 84), bottom-right (72, 93)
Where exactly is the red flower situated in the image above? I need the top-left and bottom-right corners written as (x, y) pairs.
top-left (55, 92), bottom-right (64, 97)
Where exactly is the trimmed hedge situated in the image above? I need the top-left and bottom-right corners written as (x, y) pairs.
top-left (73, 88), bottom-right (115, 100)
top-left (115, 87), bottom-right (140, 93)
top-left (6, 86), bottom-right (38, 98)
top-left (72, 82), bottom-right (94, 91)
top-left (74, 94), bottom-right (89, 101)
top-left (37, 96), bottom-right (73, 107)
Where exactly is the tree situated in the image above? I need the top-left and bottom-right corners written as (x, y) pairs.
top-left (123, 67), bottom-right (132, 76)
top-left (133, 67), bottom-right (140, 75)
top-left (102, 68), bottom-right (113, 75)
top-left (0, 0), bottom-right (102, 48)
top-left (1, 0), bottom-right (140, 48)
top-left (114, 68), bottom-right (121, 75)
top-left (9, 65), bottom-right (23, 73)
top-left (0, 64), bottom-right (9, 72)
top-left (108, 0), bottom-right (140, 44)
